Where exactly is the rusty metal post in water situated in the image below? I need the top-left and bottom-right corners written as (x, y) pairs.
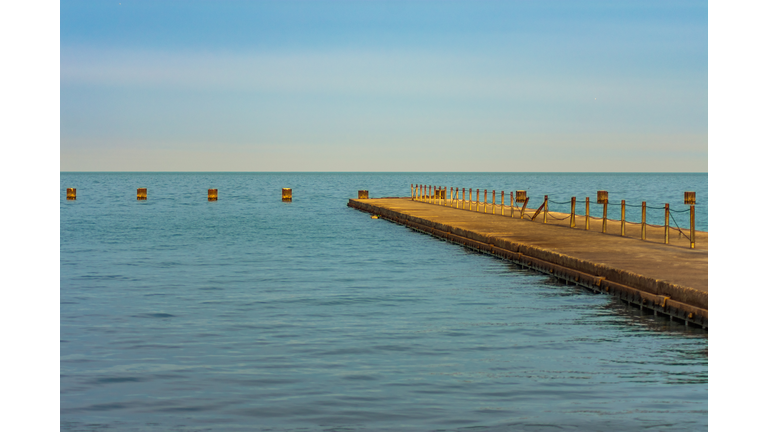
top-left (664, 203), bottom-right (670, 244)
top-left (641, 202), bottom-right (646, 240)
top-left (621, 200), bottom-right (626, 236)
top-left (282, 188), bottom-right (292, 202)
top-left (585, 197), bottom-right (590, 230)
top-left (208, 189), bottom-right (218, 201)
top-left (66, 188), bottom-right (76, 200)
top-left (137, 188), bottom-right (147, 200)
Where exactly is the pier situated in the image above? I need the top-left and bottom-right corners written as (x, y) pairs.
top-left (348, 194), bottom-right (707, 329)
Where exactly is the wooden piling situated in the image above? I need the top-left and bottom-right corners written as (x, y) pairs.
top-left (208, 189), bottom-right (218, 201)
top-left (358, 190), bottom-right (369, 199)
top-left (641, 202), bottom-right (647, 240)
top-left (570, 197), bottom-right (576, 228)
top-left (664, 204), bottom-right (670, 244)
top-left (137, 188), bottom-right (147, 200)
top-left (597, 190), bottom-right (608, 205)
top-left (621, 200), bottom-right (626, 236)
top-left (282, 188), bottom-right (292, 202)
top-left (585, 197), bottom-right (590, 230)
top-left (66, 188), bottom-right (76, 200)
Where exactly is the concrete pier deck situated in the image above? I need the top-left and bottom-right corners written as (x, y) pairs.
top-left (349, 197), bottom-right (708, 328)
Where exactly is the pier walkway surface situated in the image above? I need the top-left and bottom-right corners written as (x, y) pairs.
top-left (349, 197), bottom-right (708, 328)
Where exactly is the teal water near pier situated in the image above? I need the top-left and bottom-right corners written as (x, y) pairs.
top-left (61, 173), bottom-right (707, 431)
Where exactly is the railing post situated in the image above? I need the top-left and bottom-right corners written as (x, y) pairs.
top-left (455, 187), bottom-right (459, 208)
top-left (501, 191), bottom-right (505, 216)
top-left (602, 201), bottom-right (608, 233)
top-left (520, 197), bottom-right (529, 219)
top-left (621, 199), bottom-right (626, 236)
top-left (484, 190), bottom-right (488, 213)
top-left (690, 205), bottom-right (695, 249)
top-left (450, 187), bottom-right (453, 207)
top-left (570, 197), bottom-right (576, 228)
top-left (468, 188), bottom-right (472, 210)
top-left (641, 202), bottom-right (646, 240)
top-left (664, 203), bottom-right (670, 244)
top-left (476, 189), bottom-right (480, 212)
top-left (492, 190), bottom-right (496, 214)
top-left (411, 184), bottom-right (414, 200)
top-left (585, 197), bottom-right (590, 230)
top-left (462, 188), bottom-right (466, 210)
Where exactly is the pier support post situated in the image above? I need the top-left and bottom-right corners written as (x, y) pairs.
top-left (621, 200), bottom-right (626, 236)
top-left (66, 188), bottom-right (76, 200)
top-left (543, 195), bottom-right (548, 223)
top-left (501, 191), bottom-right (505, 216)
top-left (411, 184), bottom-right (414, 200)
top-left (492, 190), bottom-right (496, 214)
top-left (602, 202), bottom-right (608, 233)
top-left (484, 190), bottom-right (488, 213)
top-left (690, 205), bottom-right (696, 249)
top-left (208, 189), bottom-right (218, 201)
top-left (664, 204), bottom-right (670, 244)
top-left (641, 202), bottom-right (647, 240)
top-left (476, 189), bottom-right (480, 212)
top-left (450, 187), bottom-right (453, 206)
top-left (462, 188), bottom-right (466, 210)
top-left (429, 186), bottom-right (433, 204)
top-left (585, 197), bottom-right (590, 230)
top-left (570, 197), bottom-right (576, 228)
top-left (137, 188), bottom-right (147, 200)
top-left (282, 188), bottom-right (292, 202)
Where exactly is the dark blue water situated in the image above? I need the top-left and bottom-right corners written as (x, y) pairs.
top-left (61, 173), bottom-right (708, 431)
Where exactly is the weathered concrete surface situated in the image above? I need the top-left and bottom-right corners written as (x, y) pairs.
top-left (349, 198), bottom-right (707, 322)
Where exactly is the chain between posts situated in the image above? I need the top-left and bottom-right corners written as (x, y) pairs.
top-left (411, 184), bottom-right (698, 248)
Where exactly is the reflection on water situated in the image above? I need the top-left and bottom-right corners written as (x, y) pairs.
top-left (61, 173), bottom-right (707, 431)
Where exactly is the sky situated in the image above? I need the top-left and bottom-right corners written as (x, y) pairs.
top-left (60, 0), bottom-right (708, 172)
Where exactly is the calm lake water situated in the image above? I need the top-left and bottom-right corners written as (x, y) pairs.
top-left (60, 173), bottom-right (708, 431)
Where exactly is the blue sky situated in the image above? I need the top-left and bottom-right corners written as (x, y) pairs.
top-left (60, 0), bottom-right (707, 171)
